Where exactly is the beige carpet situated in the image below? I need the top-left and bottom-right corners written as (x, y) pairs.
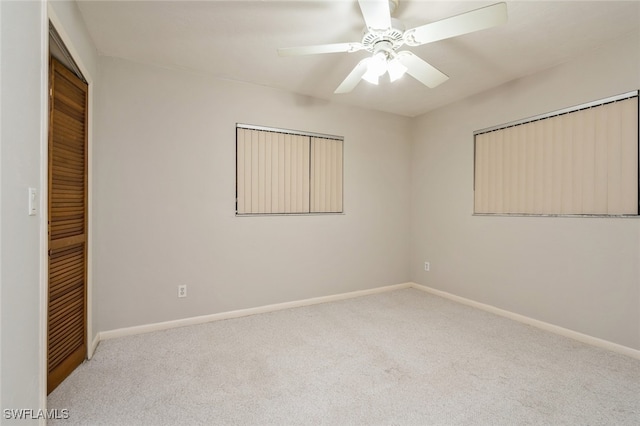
top-left (48, 288), bottom-right (640, 425)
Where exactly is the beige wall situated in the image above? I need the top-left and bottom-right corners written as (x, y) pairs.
top-left (410, 31), bottom-right (640, 349)
top-left (1, 0), bottom-right (46, 418)
top-left (93, 57), bottom-right (411, 332)
top-left (1, 0), bottom-right (98, 413)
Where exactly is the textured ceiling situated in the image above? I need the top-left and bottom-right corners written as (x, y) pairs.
top-left (76, 1), bottom-right (640, 117)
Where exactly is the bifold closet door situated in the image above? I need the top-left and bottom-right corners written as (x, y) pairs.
top-left (47, 57), bottom-right (88, 394)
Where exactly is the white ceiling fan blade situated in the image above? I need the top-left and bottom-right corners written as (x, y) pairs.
top-left (405, 2), bottom-right (507, 46)
top-left (278, 42), bottom-right (364, 57)
top-left (397, 51), bottom-right (448, 88)
top-left (334, 59), bottom-right (369, 94)
top-left (358, 0), bottom-right (391, 31)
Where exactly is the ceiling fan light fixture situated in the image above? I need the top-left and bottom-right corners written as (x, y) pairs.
top-left (362, 52), bottom-right (387, 85)
top-left (387, 57), bottom-right (407, 82)
top-left (370, 52), bottom-right (388, 75)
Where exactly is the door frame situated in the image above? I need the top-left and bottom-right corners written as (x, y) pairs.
top-left (41, 4), bottom-right (95, 405)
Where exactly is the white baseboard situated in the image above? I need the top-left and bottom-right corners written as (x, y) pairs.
top-left (95, 281), bottom-right (639, 361)
top-left (99, 282), bottom-right (413, 341)
top-left (409, 282), bottom-right (640, 360)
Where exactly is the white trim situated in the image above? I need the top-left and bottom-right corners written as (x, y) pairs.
top-left (46, 7), bottom-right (92, 83)
top-left (95, 281), bottom-right (639, 361)
top-left (89, 333), bottom-right (100, 359)
top-left (39, 0), bottom-right (49, 419)
top-left (85, 81), bottom-right (94, 358)
top-left (409, 282), bottom-right (640, 360)
top-left (100, 283), bottom-right (412, 340)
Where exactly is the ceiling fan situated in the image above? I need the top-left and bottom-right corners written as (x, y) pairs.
top-left (278, 0), bottom-right (507, 94)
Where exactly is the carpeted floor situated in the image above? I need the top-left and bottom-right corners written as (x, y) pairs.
top-left (48, 288), bottom-right (640, 425)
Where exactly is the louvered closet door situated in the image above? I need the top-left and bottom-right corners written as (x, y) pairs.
top-left (48, 58), bottom-right (88, 394)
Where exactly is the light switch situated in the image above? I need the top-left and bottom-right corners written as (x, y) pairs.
top-left (28, 187), bottom-right (37, 216)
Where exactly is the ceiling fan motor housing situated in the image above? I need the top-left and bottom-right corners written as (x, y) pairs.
top-left (361, 18), bottom-right (405, 53)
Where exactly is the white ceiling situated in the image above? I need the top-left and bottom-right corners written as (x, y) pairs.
top-left (76, 1), bottom-right (640, 117)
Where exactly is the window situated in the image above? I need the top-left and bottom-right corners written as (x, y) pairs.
top-left (474, 91), bottom-right (639, 216)
top-left (236, 124), bottom-right (343, 215)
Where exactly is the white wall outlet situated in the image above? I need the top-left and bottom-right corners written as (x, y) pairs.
top-left (424, 262), bottom-right (430, 272)
top-left (178, 285), bottom-right (187, 298)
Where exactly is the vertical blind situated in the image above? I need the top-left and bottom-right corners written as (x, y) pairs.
top-left (474, 94), bottom-right (639, 215)
top-left (311, 137), bottom-right (343, 213)
top-left (236, 126), bottom-right (343, 215)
